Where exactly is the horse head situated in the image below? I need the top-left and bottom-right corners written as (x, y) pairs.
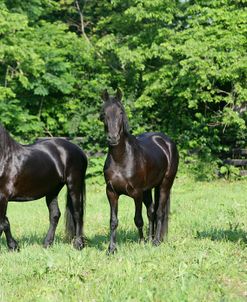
top-left (100, 88), bottom-right (129, 146)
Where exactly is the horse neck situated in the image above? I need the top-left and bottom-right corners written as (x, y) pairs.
top-left (108, 132), bottom-right (138, 164)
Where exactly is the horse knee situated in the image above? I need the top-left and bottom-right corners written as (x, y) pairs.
top-left (50, 209), bottom-right (61, 225)
top-left (54, 210), bottom-right (61, 222)
top-left (110, 218), bottom-right (118, 230)
top-left (156, 194), bottom-right (169, 220)
top-left (156, 208), bottom-right (165, 221)
top-left (0, 224), bottom-right (4, 233)
top-left (147, 206), bottom-right (155, 221)
top-left (0, 218), bottom-right (9, 232)
top-left (134, 216), bottom-right (143, 228)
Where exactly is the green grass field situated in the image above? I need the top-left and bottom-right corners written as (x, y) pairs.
top-left (0, 174), bottom-right (246, 302)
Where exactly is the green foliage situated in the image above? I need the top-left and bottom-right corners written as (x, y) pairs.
top-left (0, 0), bottom-right (108, 141)
top-left (0, 0), bottom-right (246, 176)
top-left (219, 164), bottom-right (241, 180)
top-left (180, 155), bottom-right (220, 181)
top-left (83, 0), bottom-right (246, 165)
top-left (86, 156), bottom-right (106, 185)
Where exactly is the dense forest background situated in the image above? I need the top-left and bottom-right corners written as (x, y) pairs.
top-left (0, 0), bottom-right (246, 174)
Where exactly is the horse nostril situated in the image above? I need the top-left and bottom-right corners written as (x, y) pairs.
top-left (107, 134), bottom-right (120, 145)
top-left (107, 135), bottom-right (113, 142)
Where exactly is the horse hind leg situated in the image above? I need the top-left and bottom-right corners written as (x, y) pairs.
top-left (65, 180), bottom-right (85, 250)
top-left (154, 186), bottom-right (160, 235)
top-left (43, 192), bottom-right (61, 248)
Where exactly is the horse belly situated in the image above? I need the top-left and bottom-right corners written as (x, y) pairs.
top-left (11, 165), bottom-right (62, 201)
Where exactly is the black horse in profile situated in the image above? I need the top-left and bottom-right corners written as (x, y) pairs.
top-left (100, 89), bottom-right (179, 253)
top-left (0, 125), bottom-right (87, 251)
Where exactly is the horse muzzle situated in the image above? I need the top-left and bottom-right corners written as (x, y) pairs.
top-left (107, 134), bottom-right (120, 146)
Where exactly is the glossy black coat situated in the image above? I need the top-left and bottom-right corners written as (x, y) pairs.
top-left (101, 89), bottom-right (179, 253)
top-left (0, 125), bottom-right (87, 251)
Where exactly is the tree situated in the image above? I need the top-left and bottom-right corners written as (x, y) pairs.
top-left (83, 0), bottom-right (247, 158)
top-left (0, 0), bottom-right (246, 165)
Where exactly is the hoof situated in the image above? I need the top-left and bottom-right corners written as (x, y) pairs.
top-left (73, 237), bottom-right (85, 250)
top-left (107, 245), bottom-right (117, 255)
top-left (8, 240), bottom-right (19, 252)
top-left (43, 241), bottom-right (53, 249)
top-left (152, 239), bottom-right (161, 247)
top-left (144, 237), bottom-right (152, 244)
top-left (138, 237), bottom-right (145, 244)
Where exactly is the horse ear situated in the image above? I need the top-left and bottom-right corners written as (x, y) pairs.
top-left (115, 88), bottom-right (122, 101)
top-left (101, 89), bottom-right (109, 102)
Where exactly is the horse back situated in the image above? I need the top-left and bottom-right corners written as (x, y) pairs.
top-left (137, 132), bottom-right (179, 178)
top-left (32, 139), bottom-right (87, 180)
top-left (7, 139), bottom-right (87, 201)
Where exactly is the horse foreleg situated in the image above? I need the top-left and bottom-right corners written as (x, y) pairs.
top-left (143, 190), bottom-right (154, 241)
top-left (43, 194), bottom-right (61, 248)
top-left (134, 196), bottom-right (144, 242)
top-left (107, 187), bottom-right (119, 254)
top-left (0, 196), bottom-right (18, 251)
top-left (0, 195), bottom-right (7, 236)
top-left (4, 217), bottom-right (18, 251)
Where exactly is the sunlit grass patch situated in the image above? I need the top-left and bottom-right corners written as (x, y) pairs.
top-left (0, 177), bottom-right (246, 301)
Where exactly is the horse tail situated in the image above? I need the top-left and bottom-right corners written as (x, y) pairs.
top-left (81, 177), bottom-right (86, 237)
top-left (161, 193), bottom-right (171, 240)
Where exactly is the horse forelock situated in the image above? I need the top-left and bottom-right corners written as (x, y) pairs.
top-left (104, 99), bottom-right (129, 134)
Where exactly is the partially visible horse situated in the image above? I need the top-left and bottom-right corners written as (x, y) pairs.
top-left (0, 125), bottom-right (87, 251)
top-left (100, 89), bottom-right (179, 253)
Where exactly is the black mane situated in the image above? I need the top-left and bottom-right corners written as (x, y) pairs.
top-left (0, 124), bottom-right (21, 158)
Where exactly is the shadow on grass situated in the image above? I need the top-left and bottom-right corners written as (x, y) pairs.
top-left (1, 228), bottom-right (143, 251)
top-left (0, 232), bottom-right (68, 250)
top-left (19, 233), bottom-right (68, 246)
top-left (88, 228), bottom-right (140, 250)
top-left (196, 226), bottom-right (247, 244)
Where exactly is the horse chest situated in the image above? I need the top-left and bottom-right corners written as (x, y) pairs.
top-left (105, 167), bottom-right (143, 197)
